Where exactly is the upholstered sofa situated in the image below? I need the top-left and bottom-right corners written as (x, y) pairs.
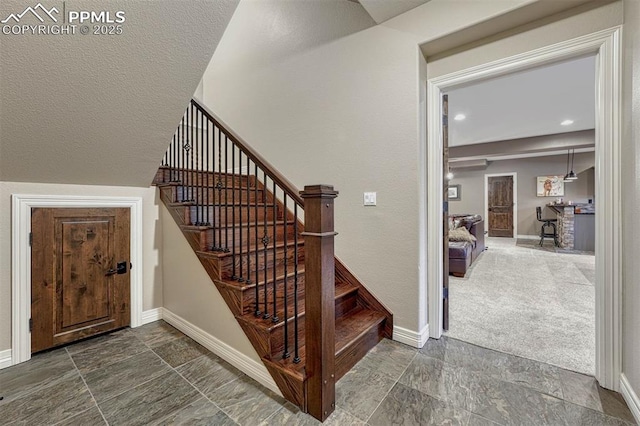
top-left (448, 214), bottom-right (485, 277)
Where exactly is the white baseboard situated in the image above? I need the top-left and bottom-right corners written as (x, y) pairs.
top-left (0, 349), bottom-right (12, 370)
top-left (516, 234), bottom-right (539, 240)
top-left (393, 324), bottom-right (429, 348)
top-left (621, 373), bottom-right (640, 424)
top-left (141, 308), bottom-right (163, 325)
top-left (161, 308), bottom-right (281, 396)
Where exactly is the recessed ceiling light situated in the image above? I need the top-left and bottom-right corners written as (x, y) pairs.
top-left (454, 114), bottom-right (466, 121)
top-left (561, 119), bottom-right (574, 126)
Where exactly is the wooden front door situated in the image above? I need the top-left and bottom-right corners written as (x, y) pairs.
top-left (31, 208), bottom-right (131, 353)
top-left (487, 176), bottom-right (514, 237)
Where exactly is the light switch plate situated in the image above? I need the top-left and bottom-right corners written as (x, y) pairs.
top-left (363, 192), bottom-right (377, 206)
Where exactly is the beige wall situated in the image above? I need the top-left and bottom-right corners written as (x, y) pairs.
top-left (427, 1), bottom-right (623, 78)
top-left (192, 0), bottom-right (626, 339)
top-left (622, 0), bottom-right (640, 402)
top-left (450, 152), bottom-right (595, 236)
top-left (160, 204), bottom-right (259, 362)
top-left (0, 182), bottom-right (163, 352)
top-left (199, 0), bottom-right (423, 332)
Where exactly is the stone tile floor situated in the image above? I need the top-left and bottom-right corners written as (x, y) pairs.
top-left (0, 321), bottom-right (636, 425)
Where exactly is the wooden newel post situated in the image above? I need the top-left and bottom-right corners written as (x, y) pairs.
top-left (300, 184), bottom-right (338, 422)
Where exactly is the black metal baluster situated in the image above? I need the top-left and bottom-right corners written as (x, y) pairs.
top-left (173, 122), bottom-right (179, 183)
top-left (184, 106), bottom-right (190, 202)
top-left (176, 111), bottom-right (186, 188)
top-left (197, 110), bottom-right (201, 224)
top-left (254, 164), bottom-right (260, 317)
top-left (195, 108), bottom-right (201, 226)
top-left (189, 103), bottom-right (194, 206)
top-left (272, 183), bottom-right (278, 323)
top-left (205, 114), bottom-right (210, 226)
top-left (217, 127), bottom-right (223, 251)
top-left (224, 134), bottom-right (229, 252)
top-left (283, 195), bottom-right (289, 359)
top-left (180, 110), bottom-right (185, 196)
top-left (238, 152), bottom-right (244, 281)
top-left (211, 122), bottom-right (218, 250)
top-left (199, 109), bottom-right (204, 226)
top-left (245, 158), bottom-right (251, 285)
top-left (293, 203), bottom-right (300, 363)
top-left (262, 173), bottom-right (270, 319)
top-left (231, 144), bottom-right (237, 279)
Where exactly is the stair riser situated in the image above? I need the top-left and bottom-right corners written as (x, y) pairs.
top-left (269, 291), bottom-right (358, 359)
top-left (199, 223), bottom-right (300, 252)
top-left (220, 244), bottom-right (305, 280)
top-left (240, 273), bottom-right (307, 317)
top-left (175, 186), bottom-right (270, 204)
top-left (186, 205), bottom-right (279, 226)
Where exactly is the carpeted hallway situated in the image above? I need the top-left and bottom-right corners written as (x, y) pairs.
top-left (447, 237), bottom-right (595, 375)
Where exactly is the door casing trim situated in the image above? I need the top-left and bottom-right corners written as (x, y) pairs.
top-left (426, 26), bottom-right (622, 390)
top-left (11, 194), bottom-right (143, 365)
top-left (484, 173), bottom-right (518, 238)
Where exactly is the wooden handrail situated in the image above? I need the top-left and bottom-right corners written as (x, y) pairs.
top-left (160, 101), bottom-right (338, 422)
top-left (190, 99), bottom-right (305, 207)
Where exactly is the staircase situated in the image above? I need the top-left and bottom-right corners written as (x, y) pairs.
top-left (153, 99), bottom-right (392, 421)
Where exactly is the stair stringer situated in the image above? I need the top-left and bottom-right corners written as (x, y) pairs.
top-left (155, 172), bottom-right (393, 413)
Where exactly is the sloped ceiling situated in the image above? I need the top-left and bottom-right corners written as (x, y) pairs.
top-left (357, 0), bottom-right (429, 23)
top-left (0, 0), bottom-right (239, 187)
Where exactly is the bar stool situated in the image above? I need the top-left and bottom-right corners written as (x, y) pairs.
top-left (536, 206), bottom-right (558, 246)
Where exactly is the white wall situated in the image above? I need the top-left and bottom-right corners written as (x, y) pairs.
top-left (450, 152), bottom-right (595, 236)
top-left (622, 0), bottom-right (640, 412)
top-left (0, 182), bottom-right (163, 352)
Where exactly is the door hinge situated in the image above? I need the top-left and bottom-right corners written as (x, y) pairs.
top-left (443, 287), bottom-right (449, 299)
top-left (29, 232), bottom-right (32, 246)
top-left (29, 318), bottom-right (33, 332)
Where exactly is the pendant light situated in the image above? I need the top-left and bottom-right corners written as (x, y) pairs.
top-left (563, 149), bottom-right (572, 182)
top-left (566, 148), bottom-right (578, 181)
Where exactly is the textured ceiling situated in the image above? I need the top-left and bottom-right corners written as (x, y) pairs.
top-left (0, 0), bottom-right (239, 186)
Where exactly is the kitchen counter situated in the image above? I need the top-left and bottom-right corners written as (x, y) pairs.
top-left (545, 203), bottom-right (595, 251)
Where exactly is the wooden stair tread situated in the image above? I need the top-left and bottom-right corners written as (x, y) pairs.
top-left (216, 266), bottom-right (306, 291)
top-left (196, 239), bottom-right (304, 258)
top-left (181, 219), bottom-right (297, 232)
top-left (335, 308), bottom-right (385, 356)
top-left (168, 201), bottom-right (271, 208)
top-left (266, 308), bottom-right (385, 376)
top-left (237, 280), bottom-right (358, 331)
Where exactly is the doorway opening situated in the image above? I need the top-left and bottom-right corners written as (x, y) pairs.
top-left (443, 57), bottom-right (597, 375)
top-left (426, 27), bottom-right (622, 390)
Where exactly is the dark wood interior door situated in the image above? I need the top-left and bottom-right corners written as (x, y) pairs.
top-left (488, 176), bottom-right (514, 237)
top-left (31, 208), bottom-right (131, 353)
top-left (442, 94), bottom-right (450, 331)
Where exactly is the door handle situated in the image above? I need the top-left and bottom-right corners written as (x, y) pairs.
top-left (105, 261), bottom-right (128, 276)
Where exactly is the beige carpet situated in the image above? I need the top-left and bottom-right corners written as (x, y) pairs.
top-left (446, 237), bottom-right (595, 375)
